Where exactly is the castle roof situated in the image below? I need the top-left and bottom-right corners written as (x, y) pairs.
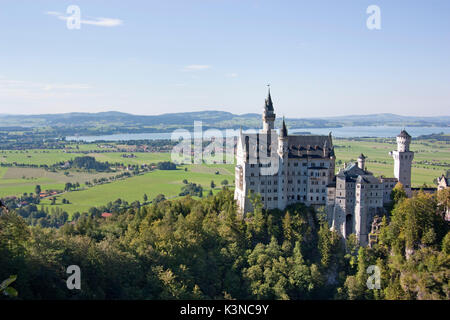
top-left (280, 118), bottom-right (288, 138)
top-left (398, 130), bottom-right (411, 138)
top-left (238, 131), bottom-right (334, 160)
top-left (264, 88), bottom-right (274, 112)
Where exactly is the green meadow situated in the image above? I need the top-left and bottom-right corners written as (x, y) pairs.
top-left (39, 164), bottom-right (235, 215)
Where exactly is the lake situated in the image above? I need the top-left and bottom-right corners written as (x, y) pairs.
top-left (66, 126), bottom-right (450, 142)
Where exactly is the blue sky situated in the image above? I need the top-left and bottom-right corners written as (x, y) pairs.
top-left (0, 0), bottom-right (449, 117)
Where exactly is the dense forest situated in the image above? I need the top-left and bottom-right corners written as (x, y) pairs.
top-left (0, 187), bottom-right (449, 300)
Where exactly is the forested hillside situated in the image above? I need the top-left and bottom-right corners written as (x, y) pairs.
top-left (0, 187), bottom-right (449, 300)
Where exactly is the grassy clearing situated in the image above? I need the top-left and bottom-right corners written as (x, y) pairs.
top-left (0, 167), bottom-right (121, 197)
top-left (0, 149), bottom-right (82, 166)
top-left (88, 152), bottom-right (171, 165)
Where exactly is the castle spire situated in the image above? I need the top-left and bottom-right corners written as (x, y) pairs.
top-left (265, 85), bottom-right (274, 112)
top-left (280, 117), bottom-right (288, 138)
top-left (262, 85), bottom-right (276, 133)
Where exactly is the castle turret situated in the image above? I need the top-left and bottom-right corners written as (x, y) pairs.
top-left (277, 118), bottom-right (289, 209)
top-left (357, 153), bottom-right (366, 171)
top-left (262, 88), bottom-right (276, 133)
top-left (277, 118), bottom-right (288, 156)
top-left (390, 130), bottom-right (414, 196)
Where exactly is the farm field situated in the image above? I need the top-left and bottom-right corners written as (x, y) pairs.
top-left (39, 163), bottom-right (235, 216)
top-left (87, 151), bottom-right (171, 165)
top-left (0, 167), bottom-right (120, 198)
top-left (0, 149), bottom-right (82, 166)
top-left (0, 149), bottom-right (172, 167)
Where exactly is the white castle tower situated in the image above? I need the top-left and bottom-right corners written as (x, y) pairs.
top-left (277, 118), bottom-right (289, 209)
top-left (262, 88), bottom-right (276, 133)
top-left (390, 130), bottom-right (414, 196)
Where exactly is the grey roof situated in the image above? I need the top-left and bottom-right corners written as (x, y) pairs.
top-left (398, 130), bottom-right (411, 138)
top-left (239, 131), bottom-right (334, 159)
top-left (280, 118), bottom-right (288, 138)
top-left (264, 89), bottom-right (274, 112)
top-left (287, 134), bottom-right (332, 148)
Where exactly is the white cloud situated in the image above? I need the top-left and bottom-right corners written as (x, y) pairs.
top-left (226, 73), bottom-right (238, 78)
top-left (42, 83), bottom-right (92, 91)
top-left (183, 65), bottom-right (212, 71)
top-left (0, 78), bottom-right (91, 101)
top-left (45, 11), bottom-right (122, 27)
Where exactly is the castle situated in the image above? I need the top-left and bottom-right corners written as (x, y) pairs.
top-left (234, 90), bottom-right (414, 246)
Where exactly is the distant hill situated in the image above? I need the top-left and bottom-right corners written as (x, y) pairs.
top-left (0, 111), bottom-right (448, 136)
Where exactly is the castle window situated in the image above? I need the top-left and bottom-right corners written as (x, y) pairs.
top-left (322, 197), bottom-right (325, 201)
top-left (251, 173), bottom-right (254, 177)
top-left (274, 197), bottom-right (278, 200)
top-left (274, 189), bottom-right (277, 193)
top-left (250, 164), bottom-right (255, 168)
top-left (262, 197), bottom-right (264, 201)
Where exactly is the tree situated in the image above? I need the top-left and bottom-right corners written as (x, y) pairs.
top-left (143, 194), bottom-right (148, 202)
top-left (391, 182), bottom-right (407, 205)
top-left (153, 194), bottom-right (166, 204)
top-left (221, 179), bottom-right (229, 187)
top-left (35, 185), bottom-right (41, 196)
top-left (210, 181), bottom-right (216, 189)
top-left (64, 182), bottom-right (73, 192)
